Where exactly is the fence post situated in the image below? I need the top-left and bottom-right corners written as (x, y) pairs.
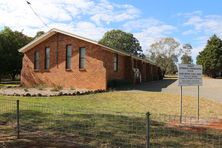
top-left (146, 112), bottom-right (151, 148)
top-left (16, 100), bottom-right (20, 139)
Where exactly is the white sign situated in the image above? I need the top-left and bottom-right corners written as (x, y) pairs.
top-left (178, 64), bottom-right (202, 86)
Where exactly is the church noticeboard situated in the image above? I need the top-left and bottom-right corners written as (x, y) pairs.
top-left (178, 64), bottom-right (202, 86)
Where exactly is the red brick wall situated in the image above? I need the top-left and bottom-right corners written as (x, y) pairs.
top-left (124, 57), bottom-right (134, 82)
top-left (21, 33), bottom-right (126, 90)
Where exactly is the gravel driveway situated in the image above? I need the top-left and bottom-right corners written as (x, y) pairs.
top-left (126, 77), bottom-right (222, 103)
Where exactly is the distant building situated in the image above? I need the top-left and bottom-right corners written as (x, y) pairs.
top-left (19, 28), bottom-right (162, 90)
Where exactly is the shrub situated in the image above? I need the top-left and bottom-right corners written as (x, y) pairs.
top-left (51, 85), bottom-right (63, 92)
top-left (34, 84), bottom-right (45, 90)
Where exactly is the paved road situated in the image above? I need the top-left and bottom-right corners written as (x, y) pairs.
top-left (126, 78), bottom-right (222, 103)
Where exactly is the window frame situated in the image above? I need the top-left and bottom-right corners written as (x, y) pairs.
top-left (66, 45), bottom-right (72, 70)
top-left (79, 47), bottom-right (86, 69)
top-left (44, 47), bottom-right (50, 70)
top-left (34, 50), bottom-right (40, 71)
top-left (113, 53), bottom-right (119, 72)
top-left (56, 48), bottom-right (58, 65)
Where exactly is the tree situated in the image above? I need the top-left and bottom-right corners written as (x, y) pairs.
top-left (34, 31), bottom-right (45, 39)
top-left (99, 30), bottom-right (144, 57)
top-left (181, 54), bottom-right (193, 64)
top-left (0, 27), bottom-right (32, 81)
top-left (181, 44), bottom-right (193, 64)
top-left (149, 37), bottom-right (181, 76)
top-left (196, 35), bottom-right (222, 77)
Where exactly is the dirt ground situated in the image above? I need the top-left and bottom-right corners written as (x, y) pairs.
top-left (168, 118), bottom-right (222, 131)
top-left (125, 77), bottom-right (222, 103)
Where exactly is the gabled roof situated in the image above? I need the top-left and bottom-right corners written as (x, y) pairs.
top-left (19, 28), bottom-right (155, 65)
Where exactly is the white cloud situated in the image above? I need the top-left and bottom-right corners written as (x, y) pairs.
top-left (123, 19), bottom-right (176, 53)
top-left (0, 0), bottom-right (46, 35)
top-left (179, 11), bottom-right (222, 61)
top-left (0, 0), bottom-right (178, 56)
top-left (177, 11), bottom-right (203, 17)
top-left (0, 0), bottom-right (139, 38)
top-left (182, 12), bottom-right (222, 36)
top-left (89, 1), bottom-right (140, 25)
top-left (48, 21), bottom-right (108, 41)
top-left (72, 21), bottom-right (108, 40)
top-left (182, 30), bottom-right (195, 35)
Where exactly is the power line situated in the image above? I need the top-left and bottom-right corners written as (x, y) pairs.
top-left (25, 0), bottom-right (50, 29)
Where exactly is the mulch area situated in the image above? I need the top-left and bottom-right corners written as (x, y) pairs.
top-left (168, 119), bottom-right (222, 133)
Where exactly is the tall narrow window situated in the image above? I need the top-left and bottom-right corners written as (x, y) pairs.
top-left (34, 51), bottom-right (39, 70)
top-left (79, 47), bottom-right (86, 69)
top-left (66, 45), bottom-right (72, 69)
top-left (45, 47), bottom-right (50, 70)
top-left (56, 48), bottom-right (58, 65)
top-left (113, 53), bottom-right (118, 71)
top-left (56, 34), bottom-right (59, 65)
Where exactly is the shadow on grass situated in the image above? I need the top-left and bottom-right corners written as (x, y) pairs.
top-left (0, 110), bottom-right (221, 147)
top-left (113, 78), bottom-right (177, 92)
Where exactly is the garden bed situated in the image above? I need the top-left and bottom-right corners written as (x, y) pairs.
top-left (0, 86), bottom-right (106, 97)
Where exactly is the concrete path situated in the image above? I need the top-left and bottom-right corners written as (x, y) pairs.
top-left (126, 77), bottom-right (222, 103)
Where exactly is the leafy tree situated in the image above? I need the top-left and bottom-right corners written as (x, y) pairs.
top-left (34, 31), bottom-right (45, 39)
top-left (181, 54), bottom-right (193, 64)
top-left (99, 30), bottom-right (144, 57)
top-left (167, 59), bottom-right (178, 74)
top-left (0, 27), bottom-right (32, 81)
top-left (149, 37), bottom-right (181, 76)
top-left (182, 44), bottom-right (192, 55)
top-left (181, 44), bottom-right (193, 64)
top-left (196, 35), bottom-right (222, 77)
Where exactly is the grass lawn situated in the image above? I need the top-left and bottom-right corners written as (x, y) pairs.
top-left (0, 91), bottom-right (222, 147)
top-left (1, 91), bottom-right (222, 118)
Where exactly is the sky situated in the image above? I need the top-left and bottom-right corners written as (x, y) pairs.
top-left (1, 0), bottom-right (222, 62)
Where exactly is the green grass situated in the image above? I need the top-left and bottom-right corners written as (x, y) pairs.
top-left (0, 91), bottom-right (222, 147)
top-left (1, 91), bottom-right (222, 117)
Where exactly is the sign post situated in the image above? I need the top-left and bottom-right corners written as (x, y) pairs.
top-left (198, 85), bottom-right (200, 121)
top-left (178, 64), bottom-right (202, 123)
top-left (180, 86), bottom-right (182, 123)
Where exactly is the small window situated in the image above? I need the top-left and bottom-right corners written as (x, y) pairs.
top-left (34, 51), bottom-right (40, 70)
top-left (79, 47), bottom-right (86, 69)
top-left (45, 47), bottom-right (50, 70)
top-left (66, 45), bottom-right (72, 69)
top-left (113, 54), bottom-right (118, 71)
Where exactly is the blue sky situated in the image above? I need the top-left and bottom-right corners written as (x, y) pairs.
top-left (1, 0), bottom-right (222, 62)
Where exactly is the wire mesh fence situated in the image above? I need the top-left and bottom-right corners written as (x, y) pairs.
top-left (1, 99), bottom-right (147, 147)
top-left (0, 99), bottom-right (17, 139)
top-left (0, 99), bottom-right (222, 147)
top-left (150, 114), bottom-right (222, 147)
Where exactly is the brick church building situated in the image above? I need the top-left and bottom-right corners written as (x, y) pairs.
top-left (19, 28), bottom-right (162, 90)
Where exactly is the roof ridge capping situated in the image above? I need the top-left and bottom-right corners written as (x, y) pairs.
top-left (18, 28), bottom-right (155, 65)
